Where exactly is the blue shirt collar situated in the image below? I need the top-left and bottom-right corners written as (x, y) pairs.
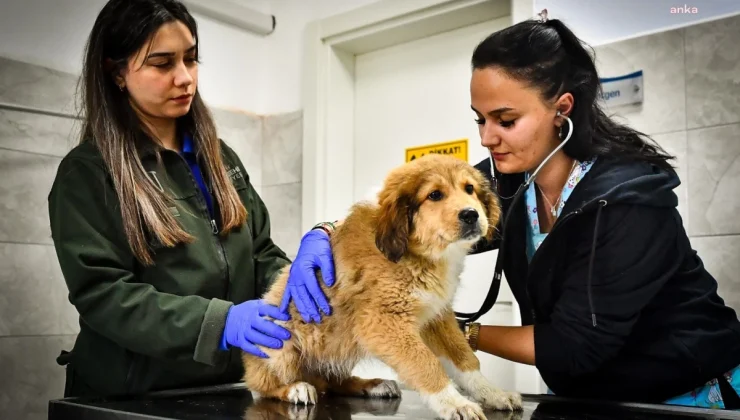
top-left (181, 133), bottom-right (195, 155)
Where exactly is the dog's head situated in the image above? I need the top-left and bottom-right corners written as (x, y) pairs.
top-left (374, 154), bottom-right (501, 262)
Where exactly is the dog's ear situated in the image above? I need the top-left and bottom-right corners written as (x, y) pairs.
top-left (476, 176), bottom-right (501, 242)
top-left (375, 186), bottom-right (416, 263)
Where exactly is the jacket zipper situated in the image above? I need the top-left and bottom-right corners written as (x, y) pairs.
top-left (214, 225), bottom-right (231, 301)
top-left (201, 189), bottom-right (230, 302)
top-left (174, 154), bottom-right (231, 299)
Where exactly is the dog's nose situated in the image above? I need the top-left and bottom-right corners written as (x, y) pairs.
top-left (458, 208), bottom-right (479, 225)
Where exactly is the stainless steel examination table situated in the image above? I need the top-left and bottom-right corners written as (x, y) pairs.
top-left (48, 383), bottom-right (740, 420)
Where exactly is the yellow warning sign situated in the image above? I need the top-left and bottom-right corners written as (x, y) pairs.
top-left (405, 138), bottom-right (468, 163)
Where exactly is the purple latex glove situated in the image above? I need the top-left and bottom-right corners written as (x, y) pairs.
top-left (279, 229), bottom-right (336, 323)
top-left (220, 299), bottom-right (291, 358)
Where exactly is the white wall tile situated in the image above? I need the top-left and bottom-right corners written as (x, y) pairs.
top-left (0, 149), bottom-right (60, 244)
top-left (0, 243), bottom-right (78, 336)
top-left (262, 110), bottom-right (302, 186)
top-left (0, 335), bottom-right (76, 420)
top-left (687, 123), bottom-right (740, 236)
top-left (211, 108), bottom-right (263, 189)
top-left (260, 182), bottom-right (302, 258)
top-left (685, 14), bottom-right (740, 129)
top-left (0, 109), bottom-right (78, 157)
top-left (0, 57), bottom-right (78, 116)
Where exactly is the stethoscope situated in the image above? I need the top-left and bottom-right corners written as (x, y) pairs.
top-left (454, 111), bottom-right (574, 325)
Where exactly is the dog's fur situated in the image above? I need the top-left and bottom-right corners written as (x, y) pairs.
top-left (242, 154), bottom-right (522, 420)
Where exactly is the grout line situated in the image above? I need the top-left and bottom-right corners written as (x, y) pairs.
top-left (262, 180), bottom-right (302, 188)
top-left (643, 123), bottom-right (740, 138)
top-left (0, 240), bottom-right (54, 247)
top-left (686, 121), bottom-right (740, 132)
top-left (689, 233), bottom-right (740, 239)
top-left (0, 146), bottom-right (65, 159)
top-left (0, 101), bottom-right (81, 120)
top-left (647, 128), bottom-right (687, 137)
top-left (682, 28), bottom-right (690, 231)
top-left (683, 26), bottom-right (688, 132)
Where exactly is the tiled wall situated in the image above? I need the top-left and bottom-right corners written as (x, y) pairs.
top-left (0, 57), bottom-right (82, 420)
top-left (260, 111), bottom-right (304, 259)
top-left (592, 14), bottom-right (740, 311)
top-left (210, 107), bottom-right (304, 258)
top-left (0, 55), bottom-right (304, 419)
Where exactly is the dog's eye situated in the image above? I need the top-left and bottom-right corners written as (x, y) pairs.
top-left (465, 184), bottom-right (474, 194)
top-left (428, 190), bottom-right (443, 201)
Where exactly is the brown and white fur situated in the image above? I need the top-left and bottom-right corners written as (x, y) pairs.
top-left (242, 154), bottom-right (522, 420)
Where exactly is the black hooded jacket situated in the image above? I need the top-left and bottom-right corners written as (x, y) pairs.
top-left (471, 155), bottom-right (740, 402)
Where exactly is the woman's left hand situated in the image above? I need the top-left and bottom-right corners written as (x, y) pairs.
top-left (279, 229), bottom-right (336, 323)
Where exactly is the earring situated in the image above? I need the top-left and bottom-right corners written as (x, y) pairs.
top-left (556, 110), bottom-right (562, 138)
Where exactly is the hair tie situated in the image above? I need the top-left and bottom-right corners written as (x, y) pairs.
top-left (536, 8), bottom-right (548, 23)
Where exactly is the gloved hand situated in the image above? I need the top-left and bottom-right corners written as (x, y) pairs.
top-left (279, 228), bottom-right (336, 323)
top-left (220, 299), bottom-right (291, 358)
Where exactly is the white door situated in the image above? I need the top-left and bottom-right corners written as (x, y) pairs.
top-left (349, 17), bottom-right (544, 393)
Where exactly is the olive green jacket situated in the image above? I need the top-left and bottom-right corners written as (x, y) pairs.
top-left (48, 139), bottom-right (290, 397)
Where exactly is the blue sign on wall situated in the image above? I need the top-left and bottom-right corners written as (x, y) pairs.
top-left (599, 70), bottom-right (643, 107)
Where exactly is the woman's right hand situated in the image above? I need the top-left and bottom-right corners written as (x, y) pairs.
top-left (220, 299), bottom-right (291, 358)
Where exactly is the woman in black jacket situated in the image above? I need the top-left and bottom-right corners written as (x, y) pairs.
top-left (457, 12), bottom-right (740, 409)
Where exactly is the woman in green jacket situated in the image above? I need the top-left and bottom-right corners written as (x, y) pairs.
top-left (48, 0), bottom-right (333, 397)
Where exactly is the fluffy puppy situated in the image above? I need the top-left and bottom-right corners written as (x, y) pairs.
top-left (242, 154), bottom-right (522, 420)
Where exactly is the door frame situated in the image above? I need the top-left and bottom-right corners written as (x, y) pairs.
top-left (301, 0), bottom-right (513, 230)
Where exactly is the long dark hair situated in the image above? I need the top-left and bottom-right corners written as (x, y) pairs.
top-left (471, 17), bottom-right (675, 171)
top-left (79, 0), bottom-right (247, 265)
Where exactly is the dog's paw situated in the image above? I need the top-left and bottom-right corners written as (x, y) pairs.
top-left (424, 383), bottom-right (487, 420)
top-left (504, 391), bottom-right (522, 411)
top-left (442, 399), bottom-right (487, 420)
top-left (287, 382), bottom-right (318, 405)
top-left (471, 385), bottom-right (520, 411)
top-left (455, 370), bottom-right (520, 411)
top-left (365, 379), bottom-right (402, 398)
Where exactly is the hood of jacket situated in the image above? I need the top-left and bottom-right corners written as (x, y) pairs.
top-left (567, 156), bottom-right (680, 212)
